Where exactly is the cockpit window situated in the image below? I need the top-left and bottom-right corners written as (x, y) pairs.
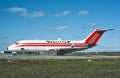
top-left (15, 43), bottom-right (19, 44)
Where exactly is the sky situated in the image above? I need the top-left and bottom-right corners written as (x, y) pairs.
top-left (0, 0), bottom-right (120, 52)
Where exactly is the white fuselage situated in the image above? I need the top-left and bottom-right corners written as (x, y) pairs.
top-left (7, 29), bottom-right (110, 55)
top-left (8, 39), bottom-right (86, 52)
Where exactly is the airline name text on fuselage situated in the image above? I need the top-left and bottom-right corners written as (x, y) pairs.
top-left (46, 41), bottom-right (70, 43)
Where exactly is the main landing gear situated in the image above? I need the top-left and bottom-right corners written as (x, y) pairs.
top-left (57, 49), bottom-right (65, 55)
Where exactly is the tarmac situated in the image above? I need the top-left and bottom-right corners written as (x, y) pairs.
top-left (0, 54), bottom-right (120, 59)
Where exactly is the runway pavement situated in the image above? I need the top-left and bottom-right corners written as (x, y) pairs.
top-left (0, 54), bottom-right (120, 59)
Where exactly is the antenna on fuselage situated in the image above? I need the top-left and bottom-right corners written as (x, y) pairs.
top-left (57, 36), bottom-right (61, 41)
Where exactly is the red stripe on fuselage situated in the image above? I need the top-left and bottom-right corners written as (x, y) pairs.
top-left (14, 42), bottom-right (87, 48)
top-left (74, 43), bottom-right (87, 48)
top-left (15, 43), bottom-right (71, 47)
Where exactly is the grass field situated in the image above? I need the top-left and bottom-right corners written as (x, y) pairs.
top-left (0, 59), bottom-right (120, 78)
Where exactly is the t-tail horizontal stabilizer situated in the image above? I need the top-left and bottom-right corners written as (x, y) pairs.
top-left (84, 29), bottom-right (114, 46)
top-left (101, 29), bottom-right (115, 32)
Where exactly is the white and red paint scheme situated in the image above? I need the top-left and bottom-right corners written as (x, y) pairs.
top-left (7, 29), bottom-right (113, 55)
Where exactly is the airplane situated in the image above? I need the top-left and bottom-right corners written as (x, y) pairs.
top-left (7, 29), bottom-right (114, 55)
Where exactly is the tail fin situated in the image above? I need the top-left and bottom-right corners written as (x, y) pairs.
top-left (84, 29), bottom-right (114, 45)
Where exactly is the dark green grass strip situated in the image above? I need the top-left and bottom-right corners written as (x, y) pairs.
top-left (0, 59), bottom-right (120, 78)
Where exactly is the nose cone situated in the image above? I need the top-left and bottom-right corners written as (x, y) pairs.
top-left (7, 46), bottom-right (12, 50)
top-left (7, 44), bottom-right (16, 51)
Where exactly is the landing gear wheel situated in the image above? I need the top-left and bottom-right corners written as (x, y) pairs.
top-left (57, 52), bottom-right (64, 55)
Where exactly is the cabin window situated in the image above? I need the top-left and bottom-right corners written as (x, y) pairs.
top-left (47, 41), bottom-right (49, 43)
